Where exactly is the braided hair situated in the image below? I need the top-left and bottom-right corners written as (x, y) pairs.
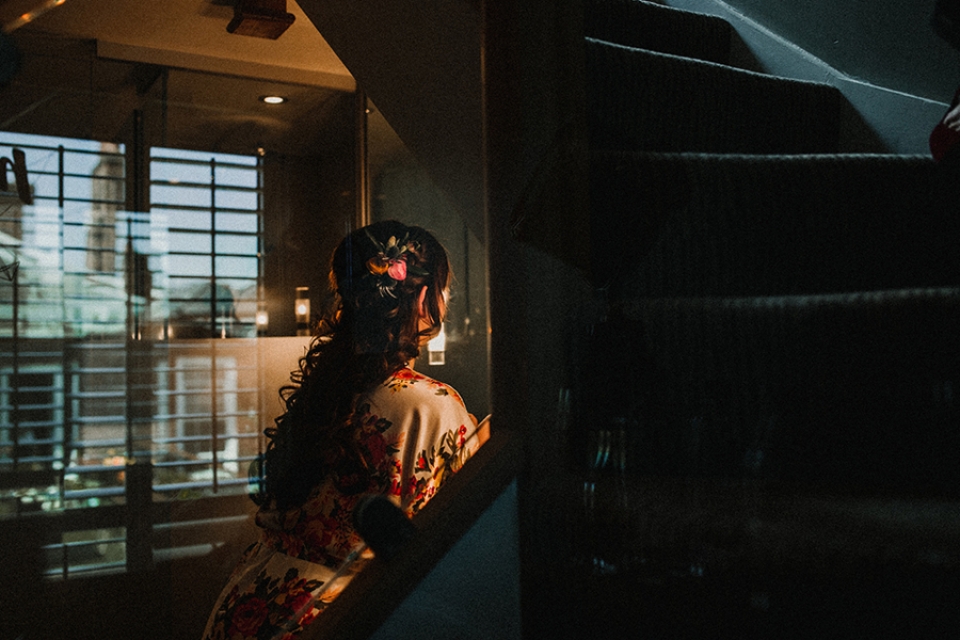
top-left (261, 221), bottom-right (450, 510)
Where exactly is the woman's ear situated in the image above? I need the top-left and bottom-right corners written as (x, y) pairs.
top-left (417, 286), bottom-right (428, 316)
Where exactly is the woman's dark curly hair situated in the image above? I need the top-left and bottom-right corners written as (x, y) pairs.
top-left (260, 221), bottom-right (450, 510)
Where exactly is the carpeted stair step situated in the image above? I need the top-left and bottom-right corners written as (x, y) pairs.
top-left (584, 0), bottom-right (735, 66)
top-left (586, 38), bottom-right (843, 154)
top-left (575, 287), bottom-right (960, 494)
top-left (589, 151), bottom-right (959, 297)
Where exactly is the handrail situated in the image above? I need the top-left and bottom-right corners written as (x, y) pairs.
top-left (300, 427), bottom-right (522, 640)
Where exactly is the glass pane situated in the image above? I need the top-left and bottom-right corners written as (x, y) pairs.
top-left (167, 276), bottom-right (211, 299)
top-left (61, 224), bottom-right (88, 248)
top-left (218, 278), bottom-right (258, 297)
top-left (215, 166), bottom-right (258, 188)
top-left (166, 254), bottom-right (211, 277)
top-left (29, 174), bottom-right (63, 200)
top-left (13, 145), bottom-right (61, 171)
top-left (368, 97), bottom-right (491, 416)
top-left (158, 208), bottom-right (211, 231)
top-left (63, 249), bottom-right (105, 272)
top-left (151, 159), bottom-right (210, 183)
top-left (169, 231), bottom-right (212, 254)
top-left (152, 146), bottom-right (254, 164)
top-left (151, 184), bottom-right (211, 208)
top-left (1, 46), bottom-right (352, 585)
top-left (215, 256), bottom-right (258, 279)
top-left (90, 180), bottom-right (125, 206)
top-left (28, 218), bottom-right (61, 249)
top-left (215, 212), bottom-right (258, 233)
top-left (63, 149), bottom-right (124, 177)
top-left (58, 528), bottom-right (126, 576)
top-left (64, 176), bottom-right (97, 200)
top-left (215, 233), bottom-right (258, 255)
top-left (62, 202), bottom-right (90, 224)
top-left (214, 189), bottom-right (258, 211)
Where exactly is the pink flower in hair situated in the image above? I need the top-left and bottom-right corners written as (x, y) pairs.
top-left (386, 258), bottom-right (407, 281)
top-left (364, 229), bottom-right (428, 297)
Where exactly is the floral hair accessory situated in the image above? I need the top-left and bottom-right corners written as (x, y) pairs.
top-left (364, 229), bottom-right (428, 298)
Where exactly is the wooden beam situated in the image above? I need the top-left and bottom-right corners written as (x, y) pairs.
top-left (227, 0), bottom-right (296, 40)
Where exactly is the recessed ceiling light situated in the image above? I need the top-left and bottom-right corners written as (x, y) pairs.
top-left (259, 95), bottom-right (287, 105)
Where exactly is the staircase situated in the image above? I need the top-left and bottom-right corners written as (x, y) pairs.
top-left (570, 1), bottom-right (960, 637)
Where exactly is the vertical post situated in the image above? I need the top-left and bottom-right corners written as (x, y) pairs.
top-left (128, 110), bottom-right (148, 214)
top-left (210, 341), bottom-right (220, 493)
top-left (123, 109), bottom-right (159, 570)
top-left (257, 153), bottom-right (267, 336)
top-left (126, 111), bottom-right (147, 463)
top-left (482, 0), bottom-right (591, 635)
top-left (210, 157), bottom-right (219, 339)
top-left (11, 263), bottom-right (19, 474)
top-left (124, 459), bottom-right (154, 572)
top-left (355, 89), bottom-right (370, 229)
top-left (57, 145), bottom-right (64, 209)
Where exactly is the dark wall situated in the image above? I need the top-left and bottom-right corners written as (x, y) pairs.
top-left (721, 0), bottom-right (960, 101)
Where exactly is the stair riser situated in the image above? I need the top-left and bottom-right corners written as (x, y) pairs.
top-left (572, 292), bottom-right (960, 492)
top-left (590, 152), bottom-right (958, 296)
top-left (587, 39), bottom-right (843, 154)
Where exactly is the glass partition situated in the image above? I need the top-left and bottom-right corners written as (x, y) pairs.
top-left (0, 33), bottom-right (355, 579)
top-left (366, 99), bottom-right (490, 418)
top-left (0, 31), bottom-right (491, 586)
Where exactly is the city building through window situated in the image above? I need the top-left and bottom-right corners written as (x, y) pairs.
top-left (1, 133), bottom-right (267, 577)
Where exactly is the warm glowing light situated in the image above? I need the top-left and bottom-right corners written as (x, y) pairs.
top-left (294, 287), bottom-right (310, 335)
top-left (427, 324), bottom-right (447, 366)
top-left (4, 0), bottom-right (70, 33)
top-left (259, 95), bottom-right (287, 105)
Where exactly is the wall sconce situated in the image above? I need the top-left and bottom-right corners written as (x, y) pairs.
top-left (427, 323), bottom-right (447, 366)
top-left (256, 301), bottom-right (269, 336)
top-left (294, 287), bottom-right (310, 336)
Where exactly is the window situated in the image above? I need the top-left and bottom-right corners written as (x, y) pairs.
top-left (150, 147), bottom-right (262, 340)
top-left (0, 133), bottom-right (268, 577)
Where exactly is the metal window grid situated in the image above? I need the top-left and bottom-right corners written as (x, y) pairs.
top-left (1, 135), bottom-right (267, 578)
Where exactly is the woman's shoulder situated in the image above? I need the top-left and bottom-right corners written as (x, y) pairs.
top-left (376, 367), bottom-right (467, 408)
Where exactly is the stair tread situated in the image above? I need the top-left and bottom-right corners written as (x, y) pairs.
top-left (616, 287), bottom-right (960, 357)
top-left (589, 149), bottom-right (957, 296)
top-left (586, 38), bottom-right (843, 154)
top-left (618, 286), bottom-right (960, 309)
top-left (585, 0), bottom-right (735, 66)
top-left (592, 149), bottom-right (933, 162)
top-left (574, 0), bottom-right (960, 507)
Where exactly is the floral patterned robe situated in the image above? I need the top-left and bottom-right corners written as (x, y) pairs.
top-left (201, 367), bottom-right (481, 640)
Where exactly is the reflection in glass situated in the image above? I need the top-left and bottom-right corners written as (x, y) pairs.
top-left (0, 132), bottom-right (270, 578)
top-left (366, 99), bottom-right (490, 417)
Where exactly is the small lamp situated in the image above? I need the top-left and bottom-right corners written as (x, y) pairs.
top-left (294, 287), bottom-right (310, 336)
top-left (427, 323), bottom-right (447, 366)
top-left (256, 301), bottom-right (269, 336)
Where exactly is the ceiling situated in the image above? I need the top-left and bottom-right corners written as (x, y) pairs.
top-left (0, 0), bottom-right (353, 87)
top-left (0, 0), bottom-right (365, 156)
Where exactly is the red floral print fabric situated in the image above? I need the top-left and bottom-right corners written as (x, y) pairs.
top-left (201, 367), bottom-right (481, 640)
